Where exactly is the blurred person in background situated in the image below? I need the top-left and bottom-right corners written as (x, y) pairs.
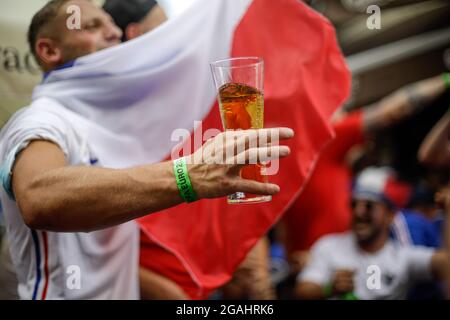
top-left (295, 167), bottom-right (448, 300)
top-left (418, 105), bottom-right (450, 296)
top-left (219, 238), bottom-right (276, 300)
top-left (103, 0), bottom-right (167, 42)
top-left (391, 186), bottom-right (443, 249)
top-left (419, 107), bottom-right (450, 171)
top-left (282, 74), bottom-right (449, 285)
top-left (390, 184), bottom-right (445, 299)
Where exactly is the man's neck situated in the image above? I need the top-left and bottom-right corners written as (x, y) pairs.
top-left (357, 232), bottom-right (389, 254)
top-left (43, 60), bottom-right (76, 80)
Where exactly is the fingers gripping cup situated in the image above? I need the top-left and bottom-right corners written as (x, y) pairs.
top-left (210, 57), bottom-right (271, 204)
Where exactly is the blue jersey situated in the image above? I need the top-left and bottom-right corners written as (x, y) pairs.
top-left (391, 210), bottom-right (442, 248)
top-left (391, 210), bottom-right (444, 300)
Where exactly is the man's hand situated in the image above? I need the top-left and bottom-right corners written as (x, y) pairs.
top-left (187, 127), bottom-right (294, 199)
top-left (295, 269), bottom-right (355, 300)
top-left (331, 269), bottom-right (355, 296)
top-left (289, 250), bottom-right (310, 275)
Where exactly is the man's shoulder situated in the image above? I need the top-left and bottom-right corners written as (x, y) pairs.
top-left (312, 232), bottom-right (353, 251)
top-left (1, 98), bottom-right (71, 134)
top-left (0, 97), bottom-right (78, 159)
top-left (14, 97), bottom-right (67, 120)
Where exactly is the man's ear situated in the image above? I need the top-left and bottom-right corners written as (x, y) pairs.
top-left (35, 38), bottom-right (62, 69)
top-left (125, 23), bottom-right (142, 41)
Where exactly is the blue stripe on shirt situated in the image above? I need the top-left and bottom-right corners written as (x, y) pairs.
top-left (31, 230), bottom-right (42, 300)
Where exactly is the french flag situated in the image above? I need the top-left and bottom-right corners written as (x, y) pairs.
top-left (33, 0), bottom-right (350, 298)
top-left (138, 0), bottom-right (351, 298)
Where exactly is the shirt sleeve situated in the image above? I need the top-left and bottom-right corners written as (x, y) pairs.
top-left (327, 110), bottom-right (365, 162)
top-left (297, 237), bottom-right (334, 286)
top-left (0, 107), bottom-right (70, 200)
top-left (404, 245), bottom-right (435, 284)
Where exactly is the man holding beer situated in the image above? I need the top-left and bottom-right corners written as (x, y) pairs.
top-left (0, 0), bottom-right (293, 299)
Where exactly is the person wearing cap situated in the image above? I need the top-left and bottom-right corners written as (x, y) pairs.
top-left (282, 74), bottom-right (449, 280)
top-left (103, 0), bottom-right (167, 41)
top-left (295, 167), bottom-right (448, 300)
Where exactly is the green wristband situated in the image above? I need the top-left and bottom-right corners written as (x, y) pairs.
top-left (443, 73), bottom-right (450, 90)
top-left (342, 292), bottom-right (359, 300)
top-left (173, 157), bottom-right (198, 203)
top-left (323, 284), bottom-right (333, 298)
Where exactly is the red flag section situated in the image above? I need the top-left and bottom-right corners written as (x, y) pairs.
top-left (138, 0), bottom-right (351, 298)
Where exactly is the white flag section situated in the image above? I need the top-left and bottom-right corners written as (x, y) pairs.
top-left (32, 0), bottom-right (252, 168)
top-left (158, 0), bottom-right (197, 18)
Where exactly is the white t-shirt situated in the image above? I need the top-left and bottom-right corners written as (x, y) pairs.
top-left (298, 232), bottom-right (435, 300)
top-left (0, 97), bottom-right (139, 300)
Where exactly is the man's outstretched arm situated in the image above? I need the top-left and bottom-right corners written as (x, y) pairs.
top-left (12, 128), bottom-right (293, 233)
top-left (418, 114), bottom-right (450, 167)
top-left (363, 74), bottom-right (448, 132)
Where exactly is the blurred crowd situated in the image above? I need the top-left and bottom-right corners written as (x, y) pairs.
top-left (228, 73), bottom-right (450, 300)
top-left (0, 0), bottom-right (449, 300)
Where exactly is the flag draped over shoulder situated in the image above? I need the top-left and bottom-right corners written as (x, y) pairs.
top-left (32, 0), bottom-right (350, 298)
top-left (33, 0), bottom-right (253, 167)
